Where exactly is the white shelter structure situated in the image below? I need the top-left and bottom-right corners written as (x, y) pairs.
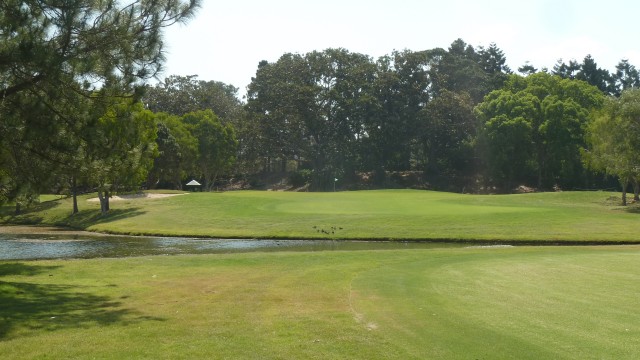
top-left (186, 179), bottom-right (201, 191)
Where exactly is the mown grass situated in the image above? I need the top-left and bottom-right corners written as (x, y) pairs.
top-left (2, 246), bottom-right (640, 359)
top-left (1, 189), bottom-right (638, 242)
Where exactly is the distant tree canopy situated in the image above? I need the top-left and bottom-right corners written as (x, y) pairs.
top-left (115, 41), bottom-right (640, 198)
top-left (143, 76), bottom-right (242, 190)
top-left (244, 41), bottom-right (513, 190)
top-left (552, 56), bottom-right (640, 97)
top-left (142, 46), bottom-right (640, 199)
top-left (184, 110), bottom-right (238, 191)
top-left (144, 75), bottom-right (243, 123)
top-left (239, 41), bottom-right (638, 194)
top-left (147, 112), bottom-right (198, 190)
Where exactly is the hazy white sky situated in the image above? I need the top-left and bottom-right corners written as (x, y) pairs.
top-left (161, 0), bottom-right (640, 95)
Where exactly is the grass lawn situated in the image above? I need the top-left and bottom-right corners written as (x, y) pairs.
top-left (1, 189), bottom-right (638, 242)
top-left (2, 246), bottom-right (640, 359)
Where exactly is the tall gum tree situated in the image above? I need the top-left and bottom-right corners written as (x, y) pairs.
top-left (246, 54), bottom-right (311, 173)
top-left (368, 49), bottom-right (435, 175)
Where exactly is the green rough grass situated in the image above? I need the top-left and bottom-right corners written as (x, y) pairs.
top-left (0, 190), bottom-right (640, 242)
top-left (1, 189), bottom-right (639, 242)
top-left (2, 246), bottom-right (640, 359)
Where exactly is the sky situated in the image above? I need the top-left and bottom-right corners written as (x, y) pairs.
top-left (161, 0), bottom-right (640, 96)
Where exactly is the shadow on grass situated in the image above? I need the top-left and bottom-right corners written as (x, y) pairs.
top-left (0, 262), bottom-right (164, 340)
top-left (624, 207), bottom-right (640, 214)
top-left (64, 208), bottom-right (147, 228)
top-left (1, 203), bottom-right (147, 231)
top-left (0, 200), bottom-right (61, 222)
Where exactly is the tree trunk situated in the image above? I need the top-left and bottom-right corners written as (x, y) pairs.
top-left (97, 191), bottom-right (105, 215)
top-left (537, 166), bottom-right (542, 190)
top-left (264, 157), bottom-right (271, 173)
top-left (174, 177), bottom-right (183, 191)
top-left (633, 178), bottom-right (640, 202)
top-left (536, 147), bottom-right (544, 190)
top-left (212, 171), bottom-right (219, 192)
top-left (72, 176), bottom-right (79, 215)
top-left (621, 177), bottom-right (629, 206)
top-left (98, 190), bottom-right (110, 215)
top-left (204, 175), bottom-right (211, 192)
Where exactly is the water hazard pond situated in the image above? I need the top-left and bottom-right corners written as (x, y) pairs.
top-left (0, 226), bottom-right (467, 260)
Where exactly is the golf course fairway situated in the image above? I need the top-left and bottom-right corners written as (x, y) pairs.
top-left (1, 246), bottom-right (639, 359)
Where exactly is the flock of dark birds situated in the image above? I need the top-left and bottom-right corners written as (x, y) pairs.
top-left (312, 225), bottom-right (343, 235)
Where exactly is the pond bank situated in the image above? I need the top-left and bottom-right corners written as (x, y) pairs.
top-left (0, 227), bottom-right (469, 261)
top-left (2, 224), bottom-right (639, 247)
top-left (0, 225), bottom-right (111, 236)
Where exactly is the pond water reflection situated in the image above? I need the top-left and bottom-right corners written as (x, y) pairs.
top-left (0, 232), bottom-right (464, 260)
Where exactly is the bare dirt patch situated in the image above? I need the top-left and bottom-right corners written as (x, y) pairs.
top-left (87, 193), bottom-right (187, 203)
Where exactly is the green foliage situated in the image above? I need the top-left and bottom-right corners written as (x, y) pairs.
top-left (246, 40), bottom-right (513, 191)
top-left (476, 72), bottom-right (605, 190)
top-left (584, 89), bottom-right (640, 204)
top-left (0, 0), bottom-right (200, 99)
top-left (367, 49), bottom-right (440, 173)
top-left (432, 39), bottom-right (492, 103)
top-left (0, 0), bottom-right (200, 206)
top-left (288, 169), bottom-right (313, 188)
top-left (481, 114), bottom-right (535, 188)
top-left (144, 75), bottom-right (243, 123)
top-left (419, 90), bottom-right (477, 187)
top-left (247, 49), bottom-right (378, 190)
top-left (245, 54), bottom-right (309, 169)
top-left (147, 113), bottom-right (198, 189)
top-left (81, 100), bottom-right (158, 214)
top-left (614, 60), bottom-right (640, 96)
top-left (183, 110), bottom-right (238, 191)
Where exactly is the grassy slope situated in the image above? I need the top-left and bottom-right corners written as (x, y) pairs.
top-left (2, 246), bottom-right (640, 359)
top-left (1, 189), bottom-right (638, 241)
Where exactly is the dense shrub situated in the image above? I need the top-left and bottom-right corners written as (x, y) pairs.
top-left (289, 170), bottom-right (313, 188)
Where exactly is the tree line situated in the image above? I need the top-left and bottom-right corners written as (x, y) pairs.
top-left (3, 1), bottom-right (640, 215)
top-left (145, 40), bottom-right (640, 199)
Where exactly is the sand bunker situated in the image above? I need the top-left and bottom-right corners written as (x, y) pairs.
top-left (87, 193), bottom-right (186, 202)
